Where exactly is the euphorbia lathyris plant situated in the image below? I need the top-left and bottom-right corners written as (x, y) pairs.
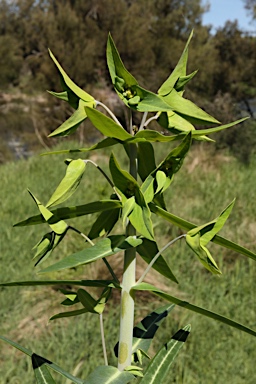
top-left (1, 31), bottom-right (256, 383)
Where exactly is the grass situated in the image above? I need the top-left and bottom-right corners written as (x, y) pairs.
top-left (0, 140), bottom-right (255, 383)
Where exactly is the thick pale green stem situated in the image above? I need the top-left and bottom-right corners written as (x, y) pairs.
top-left (118, 113), bottom-right (137, 370)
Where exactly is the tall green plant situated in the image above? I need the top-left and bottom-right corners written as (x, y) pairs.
top-left (1, 31), bottom-right (256, 383)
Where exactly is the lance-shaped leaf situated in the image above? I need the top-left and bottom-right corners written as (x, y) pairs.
top-left (107, 34), bottom-right (172, 112)
top-left (138, 325), bottom-right (191, 384)
top-left (39, 235), bottom-right (142, 274)
top-left (158, 30), bottom-right (194, 96)
top-left (137, 239), bottom-right (178, 284)
top-left (85, 106), bottom-right (132, 140)
top-left (0, 336), bottom-right (86, 384)
top-left (122, 197), bottom-right (136, 227)
top-left (46, 159), bottom-right (86, 207)
top-left (28, 191), bottom-right (69, 265)
top-left (88, 208), bottom-right (121, 240)
top-left (186, 200), bottom-right (235, 274)
top-left (162, 88), bottom-right (220, 125)
top-left (110, 153), bottom-right (154, 240)
top-left (190, 117), bottom-right (249, 137)
top-left (28, 190), bottom-right (68, 234)
top-left (137, 142), bottom-right (156, 182)
top-left (14, 200), bottom-right (122, 227)
top-left (149, 203), bottom-right (256, 262)
top-left (51, 287), bottom-right (111, 320)
top-left (49, 99), bottom-right (89, 137)
top-left (141, 133), bottom-right (192, 207)
top-left (32, 354), bottom-right (57, 384)
top-left (84, 365), bottom-right (134, 384)
top-left (49, 49), bottom-right (95, 106)
top-left (157, 111), bottom-right (213, 142)
top-left (114, 304), bottom-right (175, 363)
top-left (47, 90), bottom-right (69, 103)
top-left (132, 283), bottom-right (256, 337)
top-left (107, 32), bottom-right (138, 88)
top-left (0, 280), bottom-right (120, 288)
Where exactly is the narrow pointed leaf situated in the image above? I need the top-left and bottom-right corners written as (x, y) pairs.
top-left (158, 31), bottom-right (193, 96)
top-left (131, 304), bottom-right (175, 362)
top-left (137, 238), bottom-right (178, 283)
top-left (187, 200), bottom-right (235, 246)
top-left (149, 203), bottom-right (256, 261)
top-left (14, 200), bottom-right (122, 227)
top-left (46, 159), bottom-right (86, 207)
top-left (163, 88), bottom-right (220, 125)
top-left (122, 197), bottom-right (136, 227)
top-left (28, 190), bottom-right (68, 234)
top-left (137, 142), bottom-right (156, 181)
top-left (47, 90), bottom-right (69, 102)
top-left (0, 280), bottom-right (120, 288)
top-left (41, 138), bottom-right (121, 156)
top-left (186, 234), bottom-right (222, 275)
top-left (49, 49), bottom-right (94, 104)
top-left (85, 107), bottom-right (131, 140)
top-left (32, 354), bottom-right (57, 384)
top-left (34, 232), bottom-right (66, 267)
top-left (138, 325), bottom-right (191, 384)
top-left (0, 337), bottom-right (86, 384)
top-left (175, 70), bottom-right (198, 91)
top-left (84, 365), bottom-right (134, 384)
top-left (130, 130), bottom-right (182, 143)
top-left (39, 236), bottom-right (142, 274)
top-left (49, 100), bottom-right (88, 137)
top-left (132, 283), bottom-right (256, 337)
top-left (94, 287), bottom-right (112, 314)
top-left (88, 208), bottom-right (121, 240)
top-left (155, 171), bottom-right (167, 194)
top-left (109, 152), bottom-right (139, 196)
top-left (77, 289), bottom-right (98, 313)
top-left (107, 33), bottom-right (138, 87)
top-left (191, 117), bottom-right (249, 136)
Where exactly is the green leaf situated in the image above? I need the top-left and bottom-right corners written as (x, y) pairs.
top-left (188, 200), bottom-right (235, 246)
top-left (94, 287), bottom-right (112, 314)
top-left (41, 138), bottom-right (121, 156)
top-left (128, 200), bottom-right (154, 240)
top-left (185, 200), bottom-right (235, 275)
top-left (149, 203), bottom-right (256, 262)
top-left (122, 197), bottom-right (136, 227)
top-left (137, 239), bottom-right (178, 283)
top-left (50, 308), bottom-right (92, 321)
top-left (158, 31), bottom-right (194, 96)
top-left (190, 117), bottom-right (249, 136)
top-left (109, 152), bottom-right (139, 197)
top-left (157, 111), bottom-right (213, 142)
top-left (155, 171), bottom-right (167, 194)
top-left (0, 280), bottom-right (120, 288)
top-left (131, 304), bottom-right (175, 362)
top-left (28, 190), bottom-right (68, 235)
top-left (77, 289), bottom-right (98, 313)
top-left (175, 70), bottom-right (198, 92)
top-left (33, 231), bottom-right (66, 267)
top-left (138, 325), bottom-right (191, 384)
top-left (0, 336), bottom-right (85, 384)
top-left (14, 200), bottom-right (122, 227)
top-left (32, 354), bottom-right (57, 384)
top-left (88, 208), bottom-right (121, 240)
top-left (107, 33), bottom-right (138, 88)
top-left (49, 49), bottom-right (94, 105)
top-left (126, 85), bottom-right (173, 112)
top-left (85, 107), bottom-right (132, 140)
top-left (137, 142), bottom-right (156, 181)
top-left (48, 100), bottom-right (88, 137)
top-left (47, 90), bottom-right (69, 102)
top-left (84, 365), bottom-right (134, 384)
top-left (128, 130), bottom-right (182, 143)
top-left (39, 235), bottom-right (142, 274)
top-left (132, 283), bottom-right (256, 337)
top-left (163, 88), bottom-right (220, 125)
top-left (46, 159), bottom-right (86, 207)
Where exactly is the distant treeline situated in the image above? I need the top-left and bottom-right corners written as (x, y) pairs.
top-left (0, 0), bottom-right (256, 162)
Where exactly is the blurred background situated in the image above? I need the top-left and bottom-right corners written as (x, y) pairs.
top-left (0, 1), bottom-right (256, 383)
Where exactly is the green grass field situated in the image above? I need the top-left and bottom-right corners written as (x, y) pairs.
top-left (0, 141), bottom-right (255, 383)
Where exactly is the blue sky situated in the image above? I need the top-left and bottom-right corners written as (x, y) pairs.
top-left (202, 0), bottom-right (256, 33)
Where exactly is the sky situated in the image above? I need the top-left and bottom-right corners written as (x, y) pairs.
top-left (202, 0), bottom-right (256, 33)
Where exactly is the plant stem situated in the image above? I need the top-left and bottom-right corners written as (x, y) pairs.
top-left (137, 234), bottom-right (185, 284)
top-left (118, 111), bottom-right (137, 370)
top-left (96, 100), bottom-right (122, 126)
top-left (100, 313), bottom-right (108, 366)
top-left (138, 111), bottom-right (148, 131)
top-left (143, 112), bottom-right (160, 128)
